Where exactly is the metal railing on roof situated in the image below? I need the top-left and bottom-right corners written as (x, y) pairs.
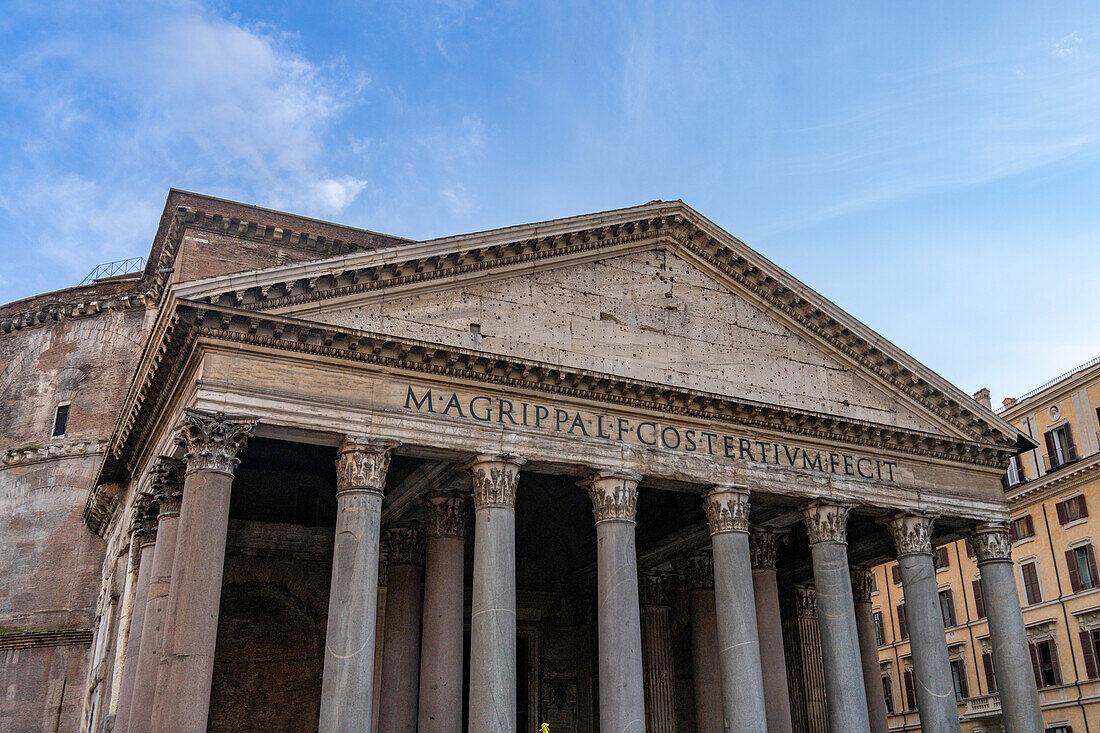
top-left (79, 257), bottom-right (146, 285)
top-left (995, 354), bottom-right (1100, 413)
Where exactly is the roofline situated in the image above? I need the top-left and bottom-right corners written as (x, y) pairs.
top-left (998, 355), bottom-right (1100, 418)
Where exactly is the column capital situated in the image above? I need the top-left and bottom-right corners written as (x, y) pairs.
top-left (885, 512), bottom-right (937, 558)
top-left (130, 493), bottom-right (160, 543)
top-left (675, 551), bottom-right (714, 590)
top-left (336, 436), bottom-right (398, 494)
top-left (149, 456), bottom-right (185, 518)
top-left (465, 453), bottom-right (527, 508)
top-left (174, 409), bottom-right (256, 477)
top-left (384, 522), bottom-right (425, 566)
top-left (966, 521), bottom-right (1013, 564)
top-left (639, 571), bottom-right (672, 607)
top-left (423, 490), bottom-right (471, 538)
top-left (801, 500), bottom-right (854, 545)
top-left (749, 526), bottom-right (787, 570)
top-left (581, 469), bottom-right (642, 523)
top-left (795, 585), bottom-right (817, 618)
top-left (701, 484), bottom-right (750, 534)
top-left (850, 567), bottom-right (876, 603)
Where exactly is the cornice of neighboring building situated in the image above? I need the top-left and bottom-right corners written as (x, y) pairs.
top-left (999, 356), bottom-right (1100, 422)
top-left (1007, 451), bottom-right (1100, 508)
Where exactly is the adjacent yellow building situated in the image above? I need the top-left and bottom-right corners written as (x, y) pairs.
top-left (873, 356), bottom-right (1100, 732)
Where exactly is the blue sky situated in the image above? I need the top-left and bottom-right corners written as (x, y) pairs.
top-left (2, 1), bottom-right (1098, 405)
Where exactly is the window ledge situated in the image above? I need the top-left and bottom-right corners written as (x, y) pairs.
top-left (1063, 518), bottom-right (1088, 529)
top-left (1013, 537), bottom-right (1035, 547)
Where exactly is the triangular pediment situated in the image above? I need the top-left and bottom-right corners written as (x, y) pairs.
top-left (292, 248), bottom-right (951, 435)
top-left (171, 200), bottom-right (1024, 447)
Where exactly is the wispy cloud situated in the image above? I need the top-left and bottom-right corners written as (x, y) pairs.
top-left (1053, 32), bottom-right (1082, 58)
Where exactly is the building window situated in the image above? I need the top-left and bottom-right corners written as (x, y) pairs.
top-left (896, 603), bottom-right (908, 640)
top-left (890, 564), bottom-right (901, 585)
top-left (881, 675), bottom-right (894, 714)
top-left (1029, 639), bottom-right (1062, 688)
top-left (873, 610), bottom-right (885, 646)
top-left (1021, 562), bottom-right (1043, 605)
top-left (903, 668), bottom-right (916, 710)
top-left (982, 650), bottom-right (997, 693)
top-left (934, 546), bottom-right (950, 570)
top-left (972, 578), bottom-right (986, 619)
top-left (1080, 627), bottom-right (1100, 679)
top-left (939, 589), bottom-right (957, 627)
top-left (1010, 513), bottom-right (1034, 541)
top-left (949, 659), bottom-right (969, 701)
top-left (1046, 725), bottom-right (1073, 733)
top-left (1056, 495), bottom-right (1089, 525)
top-left (965, 539), bottom-right (976, 559)
top-left (1067, 544), bottom-right (1099, 592)
top-left (1045, 424), bottom-right (1077, 470)
top-left (1005, 454), bottom-right (1026, 486)
top-left (51, 403), bottom-right (69, 438)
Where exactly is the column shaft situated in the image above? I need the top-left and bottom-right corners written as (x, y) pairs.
top-left (319, 437), bottom-right (394, 733)
top-left (803, 501), bottom-right (871, 733)
top-left (852, 570), bottom-right (889, 733)
top-left (418, 493), bottom-right (469, 733)
top-left (750, 529), bottom-right (793, 733)
top-left (150, 410), bottom-right (253, 733)
top-left (586, 470), bottom-right (646, 733)
top-left (467, 454), bottom-right (525, 733)
top-left (640, 573), bottom-right (675, 733)
top-left (703, 487), bottom-right (766, 732)
top-left (678, 553), bottom-right (723, 733)
top-left (128, 459), bottom-right (183, 733)
top-left (888, 514), bottom-right (960, 733)
top-left (378, 525), bottom-right (424, 733)
top-left (113, 526), bottom-right (156, 733)
top-left (971, 524), bottom-right (1044, 733)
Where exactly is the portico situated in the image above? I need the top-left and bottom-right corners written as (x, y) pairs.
top-left (88, 199), bottom-right (1043, 732)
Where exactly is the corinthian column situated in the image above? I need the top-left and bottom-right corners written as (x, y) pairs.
top-left (675, 552), bottom-right (722, 733)
top-left (702, 486), bottom-right (766, 732)
top-left (418, 490), bottom-right (470, 733)
top-left (466, 453), bottom-right (526, 733)
top-left (129, 457), bottom-right (183, 733)
top-left (886, 514), bottom-right (960, 733)
top-left (967, 522), bottom-right (1043, 733)
top-left (319, 436), bottom-right (396, 733)
top-left (801, 501), bottom-right (870, 733)
top-left (379, 522), bottom-right (425, 733)
top-left (583, 469), bottom-right (646, 733)
top-left (151, 410), bottom-right (254, 733)
top-left (750, 527), bottom-right (793, 733)
top-left (851, 567), bottom-right (889, 733)
top-left (640, 571), bottom-right (676, 733)
top-left (113, 493), bottom-right (159, 733)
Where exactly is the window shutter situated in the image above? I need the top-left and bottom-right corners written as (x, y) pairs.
top-left (1024, 514), bottom-right (1034, 536)
top-left (1081, 630), bottom-right (1099, 679)
top-left (1065, 426), bottom-right (1077, 461)
top-left (897, 604), bottom-right (908, 640)
top-left (957, 661), bottom-right (969, 699)
top-left (1029, 642), bottom-right (1043, 686)
top-left (965, 539), bottom-right (976, 558)
top-left (982, 652), bottom-right (997, 693)
top-left (1080, 495), bottom-right (1089, 519)
top-left (1045, 430), bottom-right (1059, 468)
top-left (1057, 500), bottom-right (1069, 525)
top-left (1023, 563), bottom-right (1042, 604)
top-left (972, 579), bottom-right (986, 619)
top-left (903, 669), bottom-right (916, 710)
top-left (1086, 544), bottom-right (1099, 585)
top-left (938, 547), bottom-right (950, 568)
top-left (891, 564), bottom-right (901, 585)
top-left (944, 589), bottom-right (956, 626)
top-left (1009, 521), bottom-right (1018, 542)
top-left (1067, 549), bottom-right (1082, 592)
top-left (1050, 640), bottom-right (1063, 684)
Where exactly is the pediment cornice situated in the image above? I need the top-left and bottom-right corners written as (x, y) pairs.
top-left (171, 201), bottom-right (1024, 449)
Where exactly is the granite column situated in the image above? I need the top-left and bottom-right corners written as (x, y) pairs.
top-left (466, 454), bottom-right (526, 733)
top-left (584, 470), bottom-right (647, 733)
top-left (968, 522), bottom-right (1044, 733)
top-left (318, 437), bottom-right (396, 732)
top-left (378, 522), bottom-right (425, 733)
top-left (802, 501), bottom-right (870, 733)
top-left (151, 410), bottom-right (254, 733)
top-left (640, 571), bottom-right (676, 733)
top-left (887, 513), bottom-right (960, 733)
top-left (418, 491), bottom-right (470, 733)
top-left (750, 527), bottom-right (793, 733)
top-left (851, 567), bottom-right (889, 733)
top-left (677, 552), bottom-right (723, 733)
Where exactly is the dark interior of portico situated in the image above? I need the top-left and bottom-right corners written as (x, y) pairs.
top-left (207, 436), bottom-right (960, 732)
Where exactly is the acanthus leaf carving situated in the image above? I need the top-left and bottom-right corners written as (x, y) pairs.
top-left (967, 522), bottom-right (1013, 564)
top-left (702, 485), bottom-right (750, 535)
top-left (801, 501), bottom-right (853, 545)
top-left (423, 491), bottom-right (471, 538)
top-left (465, 454), bottom-right (526, 508)
top-left (886, 513), bottom-right (936, 558)
top-left (336, 436), bottom-right (398, 493)
top-left (174, 409), bottom-right (256, 477)
top-left (582, 470), bottom-right (642, 523)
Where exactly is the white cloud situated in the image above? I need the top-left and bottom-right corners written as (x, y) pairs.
top-left (1053, 32), bottom-right (1082, 58)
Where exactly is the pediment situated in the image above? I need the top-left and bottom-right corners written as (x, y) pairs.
top-left (171, 200), bottom-right (1024, 447)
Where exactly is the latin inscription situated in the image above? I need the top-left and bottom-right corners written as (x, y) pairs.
top-left (404, 386), bottom-right (898, 482)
